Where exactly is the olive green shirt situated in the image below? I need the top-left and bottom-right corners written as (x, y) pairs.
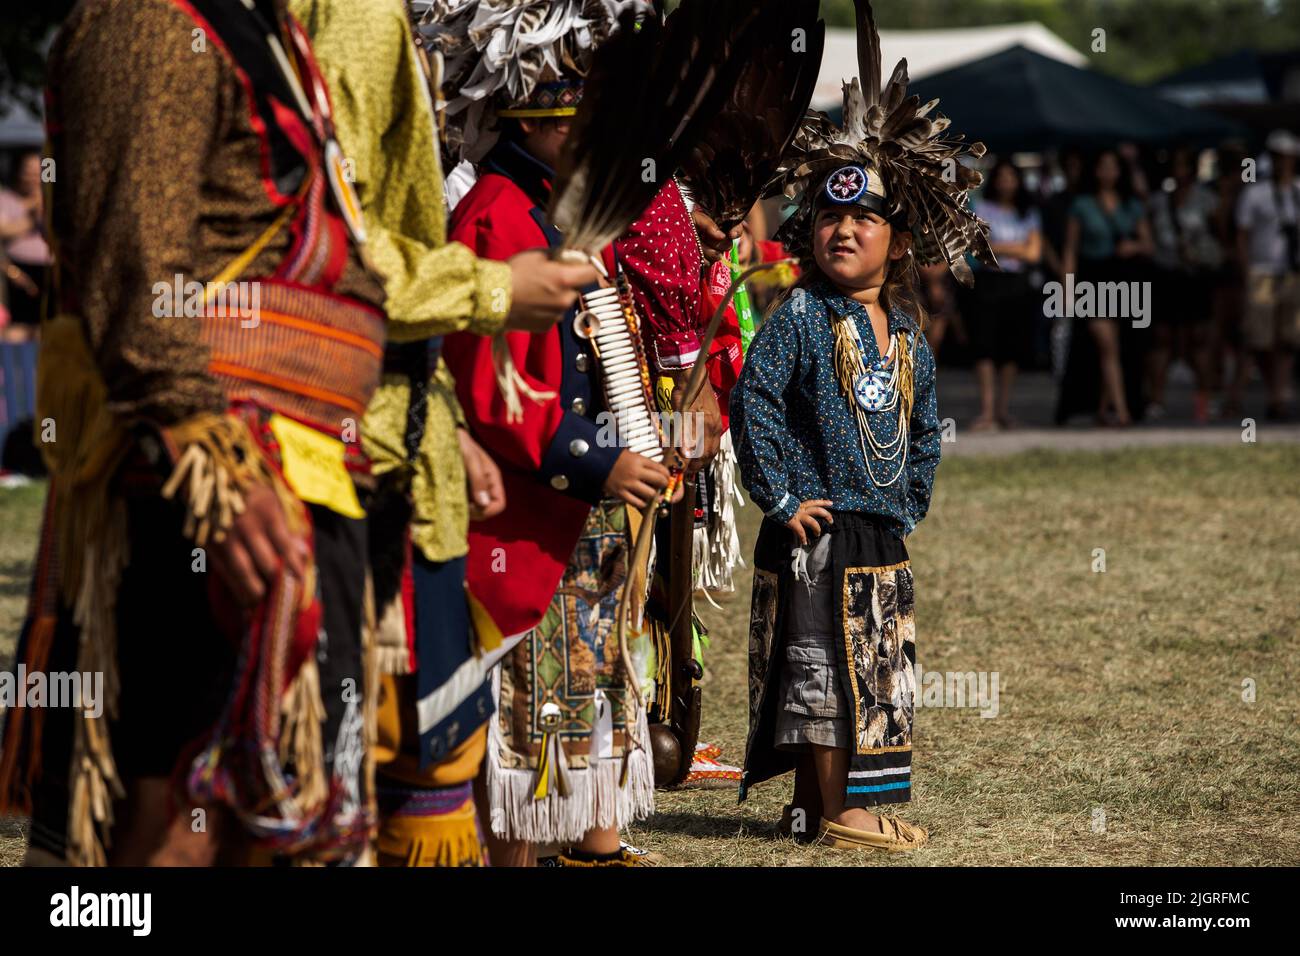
top-left (292, 0), bottom-right (512, 561)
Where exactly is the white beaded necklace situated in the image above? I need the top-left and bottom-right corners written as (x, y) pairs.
top-left (845, 312), bottom-right (914, 488)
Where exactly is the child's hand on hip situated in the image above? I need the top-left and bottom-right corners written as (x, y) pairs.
top-left (786, 499), bottom-right (833, 546)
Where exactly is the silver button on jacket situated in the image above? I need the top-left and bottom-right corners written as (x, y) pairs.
top-left (569, 438), bottom-right (589, 458)
top-left (550, 474), bottom-right (570, 491)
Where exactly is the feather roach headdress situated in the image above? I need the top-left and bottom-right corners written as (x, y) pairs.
top-left (411, 0), bottom-right (653, 165)
top-left (548, 0), bottom-right (762, 256)
top-left (765, 0), bottom-right (994, 286)
top-left (676, 0), bottom-right (826, 236)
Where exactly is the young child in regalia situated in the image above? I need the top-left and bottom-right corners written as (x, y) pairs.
top-left (730, 0), bottom-right (994, 853)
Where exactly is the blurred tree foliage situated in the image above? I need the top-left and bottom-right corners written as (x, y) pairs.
top-left (820, 0), bottom-right (1300, 84)
top-left (4, 0), bottom-right (1300, 109)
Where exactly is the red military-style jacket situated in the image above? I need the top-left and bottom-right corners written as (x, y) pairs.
top-left (444, 141), bottom-right (622, 641)
top-left (443, 141), bottom-right (737, 640)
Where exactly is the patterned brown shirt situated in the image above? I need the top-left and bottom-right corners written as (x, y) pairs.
top-left (46, 0), bottom-right (385, 424)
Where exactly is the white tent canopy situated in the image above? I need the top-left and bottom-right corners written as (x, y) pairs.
top-left (0, 98), bottom-right (44, 150)
top-left (813, 21), bottom-right (1088, 110)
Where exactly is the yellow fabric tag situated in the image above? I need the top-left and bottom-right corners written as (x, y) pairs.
top-left (269, 413), bottom-right (365, 519)
top-left (655, 375), bottom-right (675, 413)
top-left (466, 587), bottom-right (503, 655)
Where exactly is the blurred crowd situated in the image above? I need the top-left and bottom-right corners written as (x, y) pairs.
top-left (0, 150), bottom-right (49, 342)
top-left (917, 131), bottom-right (1300, 428)
top-left (5, 133), bottom-right (1300, 432)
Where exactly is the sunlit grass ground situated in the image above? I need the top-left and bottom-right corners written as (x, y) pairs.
top-left (0, 480), bottom-right (46, 866)
top-left (630, 444), bottom-right (1300, 866)
top-left (2, 444), bottom-right (1297, 866)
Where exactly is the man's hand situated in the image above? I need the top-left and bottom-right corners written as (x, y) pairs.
top-left (601, 450), bottom-right (683, 508)
top-left (691, 208), bottom-right (742, 264)
top-left (505, 249), bottom-right (599, 332)
top-left (210, 484), bottom-right (308, 607)
top-left (670, 373), bottom-right (722, 475)
top-left (786, 499), bottom-right (833, 547)
top-left (459, 427), bottom-right (506, 521)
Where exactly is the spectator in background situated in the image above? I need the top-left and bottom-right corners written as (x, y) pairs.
top-left (1211, 141), bottom-right (1250, 419)
top-left (0, 150), bottom-right (51, 334)
top-left (1040, 148), bottom-right (1084, 378)
top-left (1236, 130), bottom-right (1300, 421)
top-left (968, 159), bottom-right (1042, 430)
top-left (1148, 146), bottom-right (1222, 423)
top-left (1117, 141), bottom-right (1152, 202)
top-left (1059, 148), bottom-right (1154, 427)
top-left (1041, 147), bottom-right (1084, 284)
top-left (919, 260), bottom-right (961, 359)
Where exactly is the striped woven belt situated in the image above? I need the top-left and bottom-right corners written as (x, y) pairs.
top-left (375, 780), bottom-right (474, 818)
top-left (199, 278), bottom-right (384, 436)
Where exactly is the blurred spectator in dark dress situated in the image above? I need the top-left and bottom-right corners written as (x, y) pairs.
top-left (1041, 148), bottom-right (1083, 376)
top-left (1148, 147), bottom-right (1222, 423)
top-left (1058, 148), bottom-right (1155, 427)
top-left (1041, 148), bottom-right (1084, 281)
top-left (1211, 141), bottom-right (1250, 419)
top-left (968, 160), bottom-right (1042, 431)
top-left (1235, 130), bottom-right (1300, 421)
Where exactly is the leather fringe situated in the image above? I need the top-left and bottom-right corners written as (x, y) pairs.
top-left (161, 413), bottom-right (309, 547)
top-left (64, 497), bottom-right (129, 867)
top-left (491, 334), bottom-right (556, 425)
top-left (374, 589), bottom-right (413, 676)
top-left (375, 795), bottom-right (485, 867)
top-left (279, 656), bottom-right (327, 815)
top-left (361, 574), bottom-right (379, 841)
top-left (484, 670), bottom-right (655, 844)
top-left (693, 430), bottom-right (745, 601)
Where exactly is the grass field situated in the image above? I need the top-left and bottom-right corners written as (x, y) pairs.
top-left (2, 444), bottom-right (1298, 866)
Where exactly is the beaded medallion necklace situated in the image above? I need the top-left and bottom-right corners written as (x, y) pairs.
top-left (830, 306), bottom-right (917, 488)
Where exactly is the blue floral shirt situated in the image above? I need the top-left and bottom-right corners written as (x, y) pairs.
top-left (730, 279), bottom-right (941, 540)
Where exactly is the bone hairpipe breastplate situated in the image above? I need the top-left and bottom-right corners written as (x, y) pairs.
top-left (575, 276), bottom-right (666, 464)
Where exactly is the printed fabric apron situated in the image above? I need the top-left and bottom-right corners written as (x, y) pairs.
top-left (484, 500), bottom-right (656, 844)
top-left (741, 511), bottom-right (917, 809)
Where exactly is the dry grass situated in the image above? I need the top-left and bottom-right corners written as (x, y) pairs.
top-left (2, 444), bottom-right (1297, 866)
top-left (630, 444), bottom-right (1300, 866)
top-left (0, 480), bottom-right (47, 866)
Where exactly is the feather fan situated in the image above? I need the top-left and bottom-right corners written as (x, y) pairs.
top-left (765, 0), bottom-right (995, 286)
top-left (676, 0), bottom-right (825, 235)
top-left (548, 0), bottom-right (763, 257)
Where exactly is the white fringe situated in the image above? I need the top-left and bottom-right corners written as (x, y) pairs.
top-left (484, 669), bottom-right (656, 844)
top-left (375, 590), bottom-right (412, 676)
top-left (694, 429), bottom-right (745, 598)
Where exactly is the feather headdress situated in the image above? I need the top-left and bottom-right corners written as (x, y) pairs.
top-left (548, 0), bottom-right (762, 255)
top-left (676, 0), bottom-right (826, 236)
top-left (765, 0), bottom-right (994, 286)
top-left (411, 0), bottom-right (653, 165)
